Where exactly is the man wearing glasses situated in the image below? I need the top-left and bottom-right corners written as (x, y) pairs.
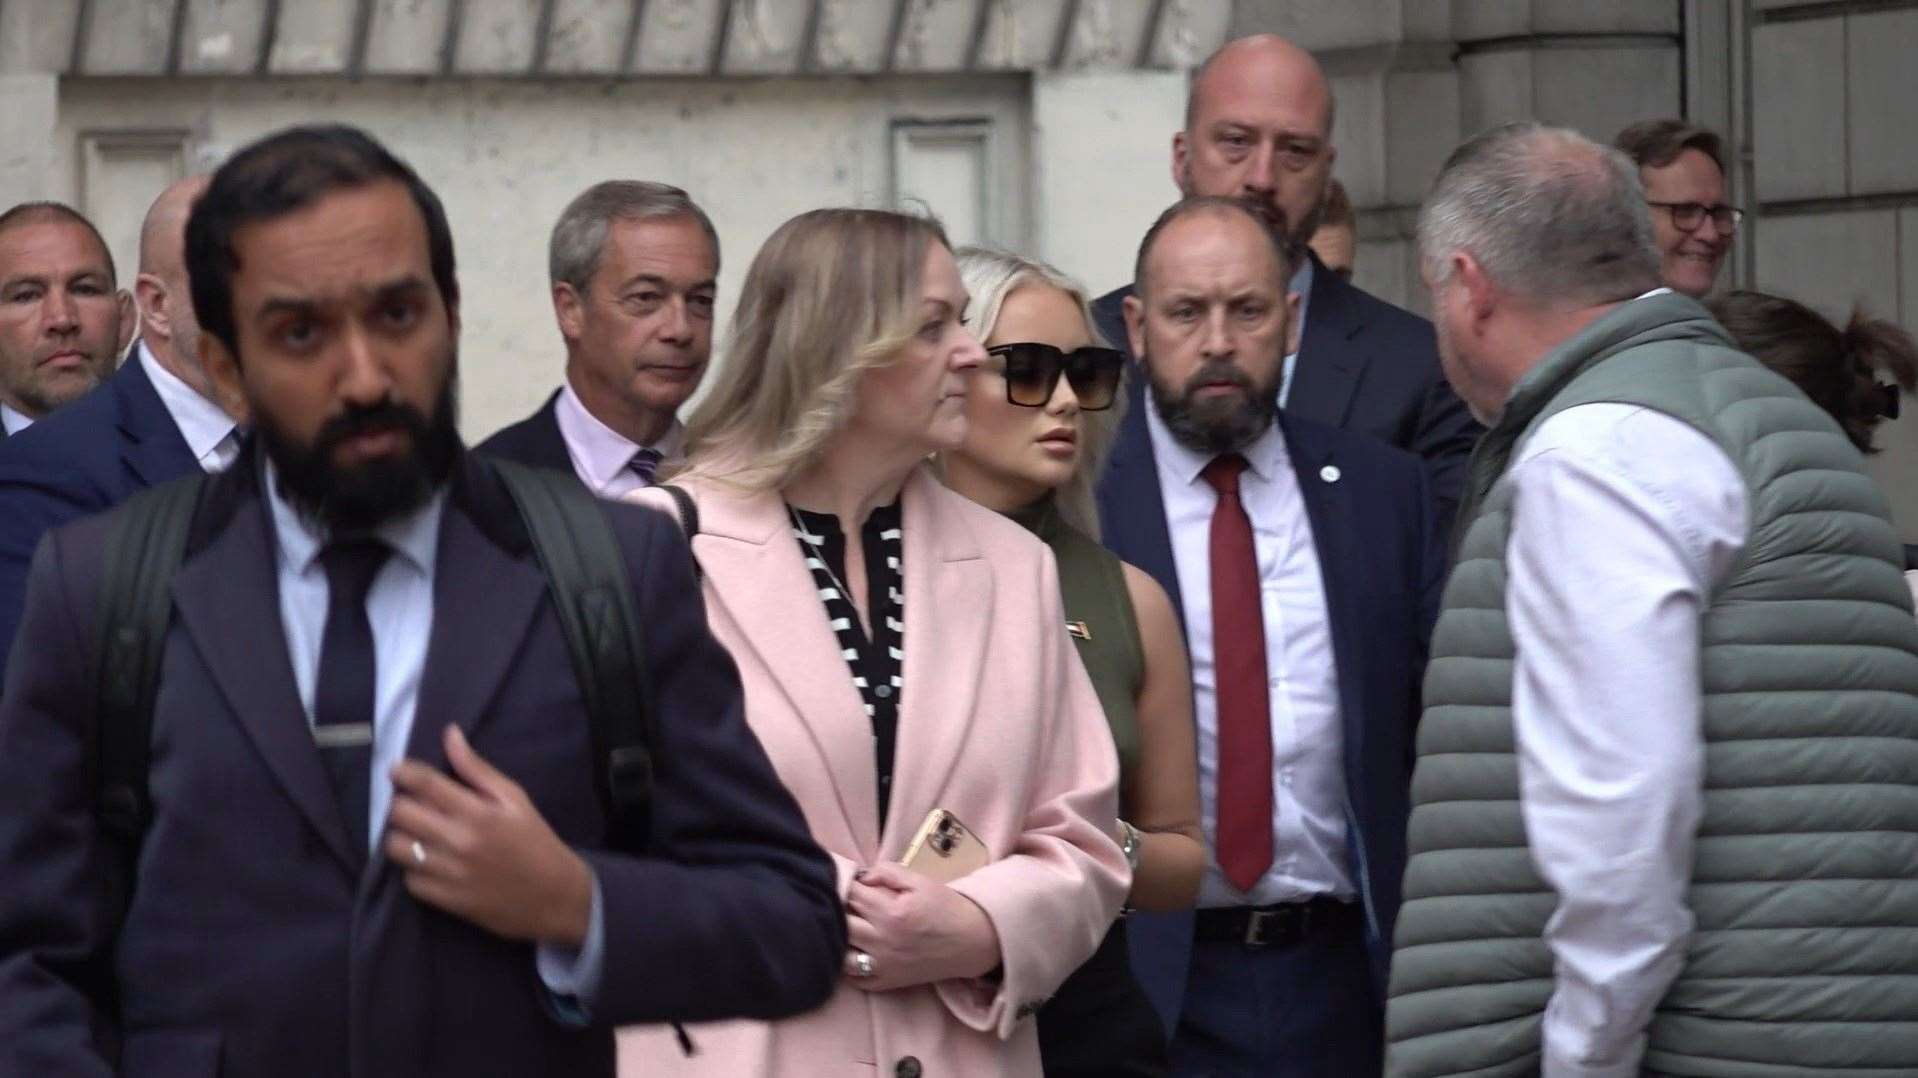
top-left (1614, 119), bottom-right (1742, 298)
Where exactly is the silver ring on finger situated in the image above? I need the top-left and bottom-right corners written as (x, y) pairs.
top-left (410, 839), bottom-right (428, 867)
top-left (852, 950), bottom-right (875, 978)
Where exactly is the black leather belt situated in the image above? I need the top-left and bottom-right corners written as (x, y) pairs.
top-left (1192, 897), bottom-right (1359, 948)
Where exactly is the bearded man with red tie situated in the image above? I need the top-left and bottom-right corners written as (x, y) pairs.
top-left (1096, 196), bottom-right (1445, 1077)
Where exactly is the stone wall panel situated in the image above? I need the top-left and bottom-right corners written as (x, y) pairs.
top-left (179, 0), bottom-right (269, 74)
top-left (268, 1), bottom-right (355, 73)
top-left (1751, 17), bottom-right (1845, 201)
top-left (77, 0), bottom-right (177, 74)
top-left (365, 0), bottom-right (454, 75)
top-left (1753, 210), bottom-right (1901, 324)
top-left (1846, 8), bottom-right (1918, 196)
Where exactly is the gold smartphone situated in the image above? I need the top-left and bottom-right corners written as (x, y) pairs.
top-left (899, 808), bottom-right (990, 883)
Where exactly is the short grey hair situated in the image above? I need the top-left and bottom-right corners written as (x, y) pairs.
top-left (1418, 122), bottom-right (1661, 308)
top-left (548, 180), bottom-right (719, 292)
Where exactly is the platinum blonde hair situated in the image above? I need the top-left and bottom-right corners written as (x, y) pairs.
top-left (677, 208), bottom-right (949, 491)
top-left (948, 246), bottom-right (1124, 540)
top-left (1418, 121), bottom-right (1661, 308)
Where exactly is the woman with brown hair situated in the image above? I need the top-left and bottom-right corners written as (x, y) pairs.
top-left (1708, 289), bottom-right (1918, 594)
top-left (618, 209), bottom-right (1128, 1077)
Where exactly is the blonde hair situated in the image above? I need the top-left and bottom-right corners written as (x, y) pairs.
top-left (949, 246), bottom-right (1127, 539)
top-left (678, 208), bottom-right (950, 491)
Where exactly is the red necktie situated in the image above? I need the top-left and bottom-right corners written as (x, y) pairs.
top-left (1202, 454), bottom-right (1274, 892)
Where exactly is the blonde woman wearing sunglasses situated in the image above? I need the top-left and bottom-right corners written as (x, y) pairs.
top-left (942, 247), bottom-right (1205, 1077)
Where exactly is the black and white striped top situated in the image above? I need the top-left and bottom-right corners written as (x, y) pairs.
top-left (787, 501), bottom-right (905, 828)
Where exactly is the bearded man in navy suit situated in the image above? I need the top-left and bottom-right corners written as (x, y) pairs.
top-left (0, 124), bottom-right (841, 1077)
top-left (1098, 195), bottom-right (1442, 1076)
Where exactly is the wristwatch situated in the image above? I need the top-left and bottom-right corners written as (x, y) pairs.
top-left (1117, 819), bottom-right (1143, 872)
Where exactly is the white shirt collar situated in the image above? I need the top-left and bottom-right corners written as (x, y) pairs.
top-left (0, 402), bottom-right (32, 435)
top-left (1143, 389), bottom-right (1292, 489)
top-left (1289, 256), bottom-right (1315, 345)
top-left (554, 377), bottom-right (683, 490)
top-left (138, 341), bottom-right (236, 465)
top-left (263, 455), bottom-right (446, 580)
top-left (1634, 287), bottom-right (1675, 301)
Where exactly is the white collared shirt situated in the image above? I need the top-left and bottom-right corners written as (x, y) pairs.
top-left (138, 342), bottom-right (239, 472)
top-left (553, 378), bottom-right (683, 496)
top-left (0, 402), bottom-right (32, 435)
top-left (262, 462), bottom-right (605, 1010)
top-left (1145, 403), bottom-right (1353, 906)
top-left (1504, 309), bottom-right (1748, 1074)
top-left (1279, 256), bottom-right (1314, 407)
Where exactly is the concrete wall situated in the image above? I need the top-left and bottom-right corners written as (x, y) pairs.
top-left (1231, 0), bottom-right (1685, 315)
top-left (5, 0), bottom-right (1211, 442)
top-left (53, 74), bottom-right (1043, 437)
top-left (8, 0), bottom-right (1918, 535)
top-left (1744, 2), bottom-right (1918, 536)
top-left (1232, 0), bottom-right (1918, 540)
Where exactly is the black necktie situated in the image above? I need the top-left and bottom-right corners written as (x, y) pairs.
top-left (314, 539), bottom-right (392, 858)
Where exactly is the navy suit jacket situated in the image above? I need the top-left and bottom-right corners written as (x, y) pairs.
top-left (0, 447), bottom-right (843, 1077)
top-left (1096, 378), bottom-right (1442, 1032)
top-left (1093, 251), bottom-right (1481, 533)
top-left (475, 390), bottom-right (576, 477)
top-left (0, 356), bottom-right (199, 668)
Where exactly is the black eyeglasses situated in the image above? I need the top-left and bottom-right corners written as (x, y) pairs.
top-left (986, 343), bottom-right (1126, 411)
top-left (1646, 200), bottom-right (1745, 234)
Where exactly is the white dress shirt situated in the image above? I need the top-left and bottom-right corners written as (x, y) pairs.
top-left (138, 342), bottom-right (239, 472)
top-left (554, 378), bottom-right (683, 497)
top-left (263, 461), bottom-right (606, 1012)
top-left (1505, 402), bottom-right (1747, 1078)
top-left (0, 402), bottom-right (31, 435)
top-left (1146, 402), bottom-right (1353, 907)
top-left (1278, 257), bottom-right (1313, 407)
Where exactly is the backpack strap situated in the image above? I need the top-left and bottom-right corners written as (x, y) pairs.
top-left (654, 483), bottom-right (701, 581)
top-left (91, 475), bottom-right (208, 856)
top-left (491, 460), bottom-right (655, 852)
top-left (657, 483), bottom-right (700, 540)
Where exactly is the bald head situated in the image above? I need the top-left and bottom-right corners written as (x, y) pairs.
top-left (139, 175), bottom-right (208, 282)
top-left (135, 176), bottom-right (219, 402)
top-left (1174, 34), bottom-right (1337, 245)
top-left (1185, 34), bottom-right (1334, 135)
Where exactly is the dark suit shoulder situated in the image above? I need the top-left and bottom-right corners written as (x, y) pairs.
top-left (474, 392), bottom-right (572, 474)
top-left (597, 495), bottom-right (691, 564)
top-left (1286, 409), bottom-right (1420, 468)
top-left (1324, 274), bottom-right (1435, 347)
top-left (0, 377), bottom-right (125, 477)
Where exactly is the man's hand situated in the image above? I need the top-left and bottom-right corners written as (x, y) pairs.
top-left (842, 861), bottom-right (1001, 992)
top-left (383, 724), bottom-right (594, 946)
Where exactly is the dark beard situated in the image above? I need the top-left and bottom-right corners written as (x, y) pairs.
top-left (260, 375), bottom-right (461, 535)
top-left (1147, 354), bottom-right (1280, 456)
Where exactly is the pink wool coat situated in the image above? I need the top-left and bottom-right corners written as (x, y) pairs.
top-left (619, 468), bottom-right (1128, 1077)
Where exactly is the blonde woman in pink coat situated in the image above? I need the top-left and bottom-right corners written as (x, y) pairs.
top-left (619, 208), bottom-right (1129, 1077)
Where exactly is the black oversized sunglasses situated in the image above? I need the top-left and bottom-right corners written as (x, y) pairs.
top-left (986, 342), bottom-right (1126, 411)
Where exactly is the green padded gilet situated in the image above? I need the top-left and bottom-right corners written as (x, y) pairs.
top-left (1385, 292), bottom-right (1918, 1078)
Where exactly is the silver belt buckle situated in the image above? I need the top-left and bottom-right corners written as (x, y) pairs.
top-left (1243, 909), bottom-right (1277, 947)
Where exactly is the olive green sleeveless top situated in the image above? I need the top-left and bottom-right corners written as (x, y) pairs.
top-left (1008, 496), bottom-right (1144, 781)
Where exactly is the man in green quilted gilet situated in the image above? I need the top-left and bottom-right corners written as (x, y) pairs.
top-left (1386, 122), bottom-right (1918, 1078)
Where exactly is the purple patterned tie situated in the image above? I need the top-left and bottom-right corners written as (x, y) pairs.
top-left (628, 447), bottom-right (663, 486)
